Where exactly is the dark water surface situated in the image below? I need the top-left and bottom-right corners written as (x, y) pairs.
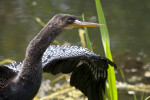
top-left (0, 0), bottom-right (150, 99)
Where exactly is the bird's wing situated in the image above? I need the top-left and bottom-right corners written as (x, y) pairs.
top-left (42, 45), bottom-right (116, 74)
top-left (70, 61), bottom-right (108, 100)
top-left (42, 45), bottom-right (116, 100)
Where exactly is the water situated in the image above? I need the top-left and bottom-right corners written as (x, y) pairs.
top-left (0, 0), bottom-right (150, 99)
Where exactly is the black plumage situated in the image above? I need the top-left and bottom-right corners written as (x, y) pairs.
top-left (1, 45), bottom-right (116, 100)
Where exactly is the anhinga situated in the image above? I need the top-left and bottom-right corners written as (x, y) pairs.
top-left (0, 14), bottom-right (116, 100)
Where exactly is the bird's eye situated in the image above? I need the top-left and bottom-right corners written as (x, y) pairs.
top-left (67, 19), bottom-right (73, 24)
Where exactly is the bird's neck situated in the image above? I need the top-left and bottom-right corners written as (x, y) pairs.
top-left (17, 21), bottom-right (62, 82)
top-left (26, 25), bottom-right (62, 60)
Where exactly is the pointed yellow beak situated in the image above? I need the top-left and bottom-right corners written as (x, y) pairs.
top-left (69, 20), bottom-right (104, 28)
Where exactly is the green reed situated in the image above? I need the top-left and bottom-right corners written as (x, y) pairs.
top-left (95, 0), bottom-right (118, 100)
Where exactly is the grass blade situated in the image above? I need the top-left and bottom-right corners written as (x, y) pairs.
top-left (141, 92), bottom-right (144, 100)
top-left (82, 14), bottom-right (93, 51)
top-left (95, 0), bottom-right (118, 100)
top-left (0, 59), bottom-right (15, 65)
top-left (133, 93), bottom-right (137, 100)
top-left (79, 29), bottom-right (86, 47)
top-left (145, 96), bottom-right (150, 100)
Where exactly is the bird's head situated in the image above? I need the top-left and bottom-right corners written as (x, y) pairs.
top-left (50, 14), bottom-right (104, 30)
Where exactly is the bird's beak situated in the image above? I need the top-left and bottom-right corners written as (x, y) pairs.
top-left (68, 20), bottom-right (104, 28)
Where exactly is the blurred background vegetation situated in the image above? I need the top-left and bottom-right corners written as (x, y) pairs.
top-left (0, 0), bottom-right (150, 100)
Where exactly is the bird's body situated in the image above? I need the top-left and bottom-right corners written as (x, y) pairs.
top-left (0, 14), bottom-right (116, 100)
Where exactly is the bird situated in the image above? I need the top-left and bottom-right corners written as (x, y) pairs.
top-left (0, 14), bottom-right (116, 100)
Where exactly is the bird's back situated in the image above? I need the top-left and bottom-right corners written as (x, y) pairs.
top-left (0, 63), bottom-right (20, 92)
top-left (0, 62), bottom-right (41, 100)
